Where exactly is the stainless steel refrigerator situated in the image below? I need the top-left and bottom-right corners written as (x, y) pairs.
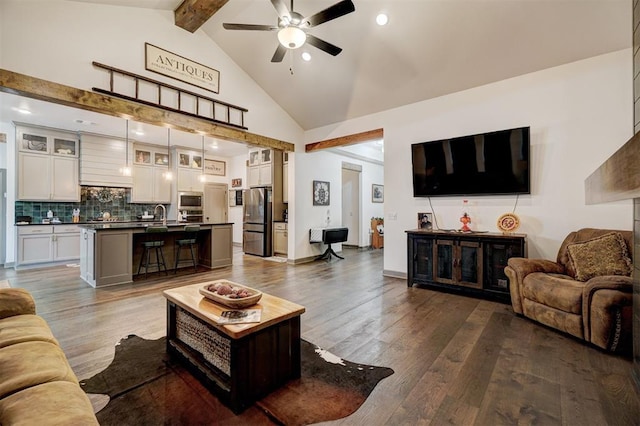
top-left (243, 187), bottom-right (272, 257)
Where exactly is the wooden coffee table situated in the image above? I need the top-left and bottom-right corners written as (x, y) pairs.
top-left (163, 282), bottom-right (305, 413)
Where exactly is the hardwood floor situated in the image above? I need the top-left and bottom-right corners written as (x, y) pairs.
top-left (2, 247), bottom-right (639, 425)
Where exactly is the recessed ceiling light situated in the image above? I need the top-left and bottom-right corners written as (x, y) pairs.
top-left (133, 130), bottom-right (144, 136)
top-left (14, 107), bottom-right (32, 115)
top-left (376, 13), bottom-right (388, 26)
top-left (301, 52), bottom-right (311, 61)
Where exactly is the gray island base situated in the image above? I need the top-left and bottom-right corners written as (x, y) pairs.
top-left (79, 222), bottom-right (233, 287)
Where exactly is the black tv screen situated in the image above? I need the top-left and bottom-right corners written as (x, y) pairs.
top-left (412, 126), bottom-right (530, 197)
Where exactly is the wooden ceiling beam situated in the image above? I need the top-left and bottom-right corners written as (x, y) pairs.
top-left (174, 0), bottom-right (229, 33)
top-left (305, 128), bottom-right (384, 152)
top-left (0, 68), bottom-right (294, 152)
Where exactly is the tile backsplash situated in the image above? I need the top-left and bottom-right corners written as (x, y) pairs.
top-left (15, 186), bottom-right (163, 223)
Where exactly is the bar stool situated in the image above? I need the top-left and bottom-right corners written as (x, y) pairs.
top-left (174, 225), bottom-right (200, 274)
top-left (137, 226), bottom-right (168, 278)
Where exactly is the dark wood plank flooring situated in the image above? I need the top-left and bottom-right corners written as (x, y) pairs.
top-left (2, 247), bottom-right (639, 425)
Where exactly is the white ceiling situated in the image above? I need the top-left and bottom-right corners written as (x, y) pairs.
top-left (201, 0), bottom-right (630, 130)
top-left (1, 0), bottom-right (630, 160)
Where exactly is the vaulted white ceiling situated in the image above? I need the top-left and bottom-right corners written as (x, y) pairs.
top-left (201, 0), bottom-right (630, 130)
top-left (65, 0), bottom-right (631, 131)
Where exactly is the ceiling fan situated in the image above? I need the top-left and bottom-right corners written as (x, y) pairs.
top-left (222, 0), bottom-right (355, 63)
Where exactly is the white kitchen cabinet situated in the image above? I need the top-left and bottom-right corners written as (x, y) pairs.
top-left (248, 148), bottom-right (274, 187)
top-left (53, 225), bottom-right (81, 260)
top-left (17, 225), bottom-right (80, 267)
top-left (51, 156), bottom-right (80, 201)
top-left (247, 164), bottom-right (272, 187)
top-left (177, 168), bottom-right (205, 192)
top-left (131, 165), bottom-right (171, 203)
top-left (131, 144), bottom-right (171, 203)
top-left (273, 222), bottom-right (288, 255)
top-left (18, 153), bottom-right (50, 200)
top-left (18, 153), bottom-right (79, 201)
top-left (176, 148), bottom-right (205, 192)
top-left (17, 125), bottom-right (80, 202)
top-left (17, 226), bottom-right (54, 265)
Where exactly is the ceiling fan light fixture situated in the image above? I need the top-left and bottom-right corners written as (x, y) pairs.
top-left (278, 26), bottom-right (306, 49)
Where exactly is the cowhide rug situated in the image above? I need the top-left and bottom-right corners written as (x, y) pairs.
top-left (81, 334), bottom-right (394, 426)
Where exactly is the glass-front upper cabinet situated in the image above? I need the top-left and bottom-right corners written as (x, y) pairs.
top-left (135, 148), bottom-right (152, 164)
top-left (155, 152), bottom-right (169, 166)
top-left (248, 148), bottom-right (272, 166)
top-left (20, 133), bottom-right (48, 153)
top-left (177, 150), bottom-right (203, 169)
top-left (18, 129), bottom-right (78, 157)
top-left (53, 138), bottom-right (77, 156)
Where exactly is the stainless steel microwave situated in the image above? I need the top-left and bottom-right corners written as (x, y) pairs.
top-left (178, 192), bottom-right (203, 210)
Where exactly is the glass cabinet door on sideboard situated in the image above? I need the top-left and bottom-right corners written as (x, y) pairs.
top-left (407, 230), bottom-right (526, 302)
top-left (434, 239), bottom-right (482, 289)
top-left (409, 236), bottom-right (434, 283)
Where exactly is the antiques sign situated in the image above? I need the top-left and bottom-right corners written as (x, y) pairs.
top-left (145, 43), bottom-right (220, 93)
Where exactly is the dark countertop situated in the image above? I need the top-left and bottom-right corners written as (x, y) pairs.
top-left (15, 220), bottom-right (156, 226)
top-left (16, 221), bottom-right (233, 229)
top-left (78, 222), bottom-right (233, 231)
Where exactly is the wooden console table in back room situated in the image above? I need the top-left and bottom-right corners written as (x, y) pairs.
top-left (406, 230), bottom-right (527, 303)
top-left (163, 282), bottom-right (305, 413)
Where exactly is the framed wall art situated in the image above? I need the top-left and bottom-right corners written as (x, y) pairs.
top-left (204, 159), bottom-right (226, 176)
top-left (231, 178), bottom-right (242, 188)
top-left (372, 184), bottom-right (384, 203)
top-left (313, 180), bottom-right (330, 206)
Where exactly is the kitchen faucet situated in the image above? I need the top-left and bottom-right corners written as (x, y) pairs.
top-left (154, 204), bottom-right (167, 226)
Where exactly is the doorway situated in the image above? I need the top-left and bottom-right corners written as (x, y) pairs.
top-left (341, 163), bottom-right (361, 247)
top-left (203, 183), bottom-right (228, 224)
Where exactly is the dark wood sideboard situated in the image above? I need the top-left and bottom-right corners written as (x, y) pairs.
top-left (406, 230), bottom-right (527, 303)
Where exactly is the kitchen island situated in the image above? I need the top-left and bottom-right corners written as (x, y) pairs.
top-left (78, 222), bottom-right (233, 287)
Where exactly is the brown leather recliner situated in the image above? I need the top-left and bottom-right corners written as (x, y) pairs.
top-left (505, 228), bottom-right (633, 354)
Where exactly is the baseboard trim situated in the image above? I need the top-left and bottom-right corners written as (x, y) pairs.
top-left (383, 270), bottom-right (406, 279)
top-left (290, 255), bottom-right (318, 264)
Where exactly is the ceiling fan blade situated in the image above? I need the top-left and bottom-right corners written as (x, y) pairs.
top-left (270, 0), bottom-right (291, 21)
top-left (306, 34), bottom-right (342, 56)
top-left (302, 0), bottom-right (355, 28)
top-left (223, 23), bottom-right (278, 31)
top-left (271, 44), bottom-right (288, 63)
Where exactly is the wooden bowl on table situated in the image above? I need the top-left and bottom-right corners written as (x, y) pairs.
top-left (199, 279), bottom-right (262, 309)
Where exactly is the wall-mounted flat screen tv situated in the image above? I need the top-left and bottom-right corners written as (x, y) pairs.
top-left (411, 126), bottom-right (530, 197)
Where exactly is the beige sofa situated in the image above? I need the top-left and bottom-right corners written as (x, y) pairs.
top-left (505, 228), bottom-right (633, 354)
top-left (0, 288), bottom-right (98, 425)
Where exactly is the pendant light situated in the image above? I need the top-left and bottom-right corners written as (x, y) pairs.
top-left (119, 119), bottom-right (131, 176)
top-left (164, 128), bottom-right (173, 181)
top-left (199, 135), bottom-right (206, 183)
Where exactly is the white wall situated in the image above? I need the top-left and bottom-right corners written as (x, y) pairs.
top-left (291, 149), bottom-right (383, 259)
top-left (301, 49), bottom-right (633, 274)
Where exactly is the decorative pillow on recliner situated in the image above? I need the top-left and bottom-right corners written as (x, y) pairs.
top-left (567, 232), bottom-right (632, 282)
